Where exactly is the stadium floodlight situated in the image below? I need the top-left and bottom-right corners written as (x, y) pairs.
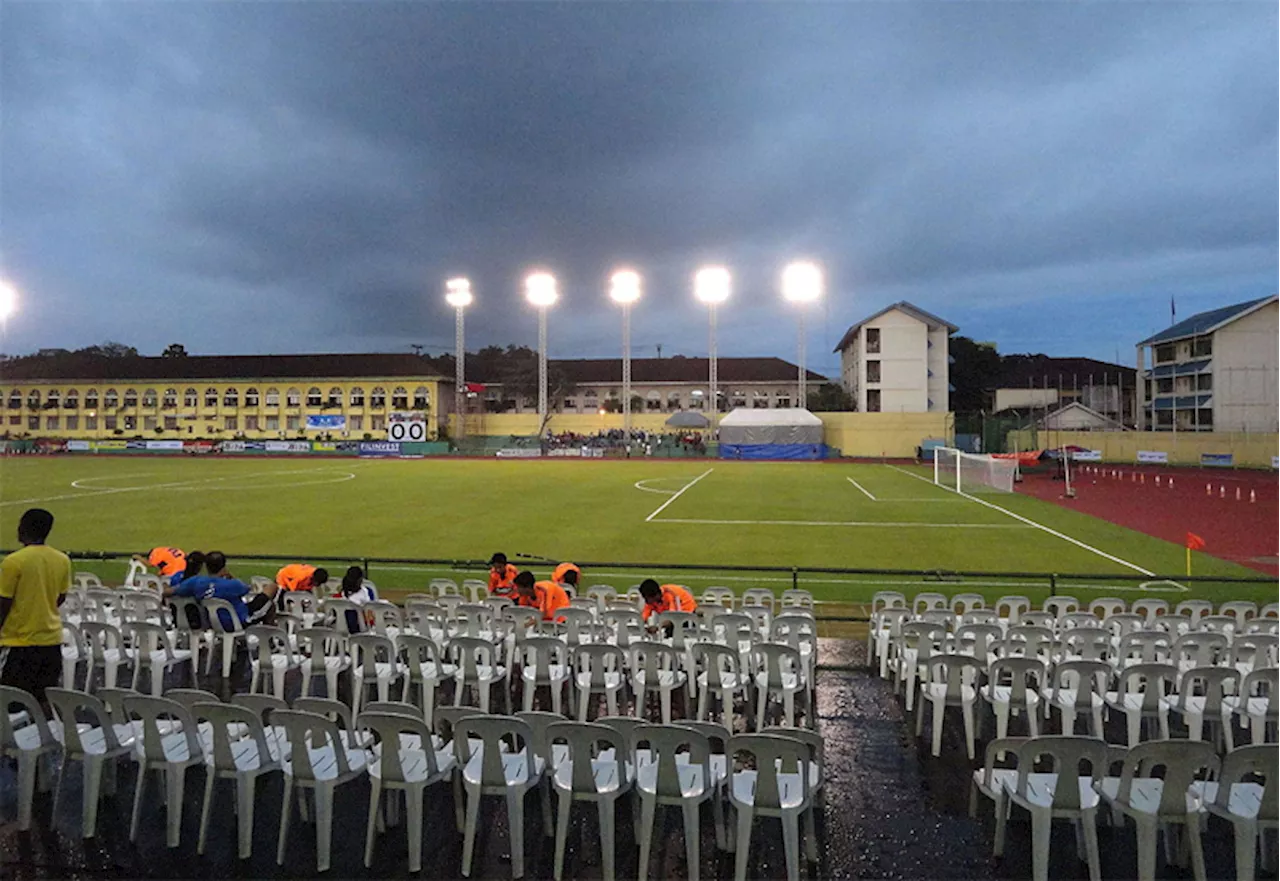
top-left (524, 271), bottom-right (558, 432)
top-left (0, 279), bottom-right (16, 323)
top-left (445, 277), bottom-right (472, 440)
top-left (609, 269), bottom-right (641, 438)
top-left (781, 261), bottom-right (824, 406)
top-left (694, 266), bottom-right (730, 430)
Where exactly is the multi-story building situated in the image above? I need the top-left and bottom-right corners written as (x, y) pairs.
top-left (833, 301), bottom-right (956, 413)
top-left (990, 356), bottom-right (1138, 426)
top-left (1136, 295), bottom-right (1278, 432)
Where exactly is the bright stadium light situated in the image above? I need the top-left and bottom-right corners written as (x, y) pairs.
top-left (781, 261), bottom-right (824, 405)
top-left (609, 269), bottom-right (641, 439)
top-left (694, 266), bottom-right (730, 432)
top-left (445, 277), bottom-right (473, 439)
top-left (0, 279), bottom-right (16, 323)
top-left (524, 271), bottom-right (558, 432)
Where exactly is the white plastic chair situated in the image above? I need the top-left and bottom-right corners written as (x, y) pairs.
top-left (1165, 666), bottom-right (1239, 747)
top-left (0, 686), bottom-right (61, 830)
top-left (168, 595), bottom-right (213, 676)
top-left (574, 644), bottom-right (626, 721)
top-left (454, 714), bottom-right (546, 879)
top-left (1202, 744), bottom-right (1277, 881)
top-left (123, 694), bottom-right (205, 847)
top-left (46, 687), bottom-right (137, 838)
top-left (275, 708), bottom-right (369, 873)
top-left (917, 653), bottom-right (984, 759)
top-left (1042, 660), bottom-right (1110, 736)
top-left (692, 643), bottom-right (748, 724)
top-left (993, 595), bottom-right (1031, 627)
top-left (351, 633), bottom-right (404, 716)
top-left (195, 700), bottom-right (282, 858)
top-left (1098, 739), bottom-right (1219, 881)
top-left (247, 624), bottom-right (302, 699)
top-left (968, 736), bottom-right (1028, 857)
top-left (1005, 735), bottom-right (1109, 881)
top-left (124, 620), bottom-right (195, 696)
top-left (205, 597), bottom-right (250, 679)
top-left (1174, 600), bottom-right (1214, 625)
top-left (1222, 667), bottom-right (1278, 749)
top-left (79, 621), bottom-right (129, 691)
top-left (398, 633), bottom-right (455, 727)
top-left (1104, 662), bottom-right (1177, 746)
top-left (60, 622), bottom-right (86, 689)
top-left (547, 721), bottom-right (633, 881)
top-left (1043, 596), bottom-right (1080, 619)
top-left (750, 643), bottom-right (807, 730)
top-left (728, 733), bottom-right (814, 881)
top-left (359, 709), bottom-right (456, 873)
top-left (450, 636), bottom-right (511, 714)
top-left (519, 636), bottom-right (571, 714)
top-left (981, 658), bottom-right (1043, 740)
top-left (634, 724), bottom-right (717, 881)
top-left (297, 627), bottom-right (351, 700)
top-left (1221, 602), bottom-right (1260, 630)
top-left (894, 621), bottom-right (947, 712)
top-left (629, 642), bottom-right (688, 724)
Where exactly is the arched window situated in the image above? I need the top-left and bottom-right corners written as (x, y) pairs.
top-left (223, 387), bottom-right (239, 407)
top-left (264, 387), bottom-right (280, 407)
top-left (8, 390), bottom-right (23, 409)
top-left (689, 389), bottom-right (705, 411)
top-left (245, 387), bottom-right (260, 407)
top-left (85, 389), bottom-right (99, 410)
top-left (139, 388), bottom-right (156, 408)
top-left (752, 390), bottom-right (770, 409)
top-left (730, 389), bottom-right (747, 409)
top-left (286, 388), bottom-right (301, 407)
top-left (327, 387), bottom-right (342, 407)
top-left (204, 387), bottom-right (219, 407)
top-left (391, 386), bottom-right (409, 409)
top-left (775, 390), bottom-right (792, 408)
top-left (349, 387), bottom-right (365, 406)
top-left (104, 389), bottom-right (119, 408)
top-left (645, 390), bottom-right (662, 411)
top-left (666, 391), bottom-right (682, 410)
top-left (370, 387), bottom-right (386, 408)
top-left (45, 390), bottom-right (60, 408)
top-left (64, 389), bottom-right (79, 409)
top-left (162, 388), bottom-right (177, 408)
top-left (123, 389), bottom-right (138, 408)
top-left (306, 387), bottom-right (322, 406)
top-left (183, 388), bottom-right (198, 407)
top-left (412, 386), bottom-right (430, 409)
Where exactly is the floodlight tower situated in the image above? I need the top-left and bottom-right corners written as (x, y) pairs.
top-left (694, 266), bottom-right (730, 432)
top-left (524, 271), bottom-right (558, 433)
top-left (445, 277), bottom-right (473, 439)
top-left (609, 269), bottom-right (641, 437)
top-left (781, 261), bottom-right (824, 407)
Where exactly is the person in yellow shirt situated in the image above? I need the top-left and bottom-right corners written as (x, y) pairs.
top-left (513, 570), bottom-right (570, 622)
top-left (0, 508), bottom-right (72, 708)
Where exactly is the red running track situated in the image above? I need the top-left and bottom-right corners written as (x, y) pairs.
top-left (1017, 464), bottom-right (1279, 575)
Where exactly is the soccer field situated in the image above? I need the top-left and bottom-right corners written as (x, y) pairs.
top-left (0, 456), bottom-right (1271, 605)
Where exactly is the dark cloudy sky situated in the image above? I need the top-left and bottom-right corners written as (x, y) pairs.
top-left (1, 2), bottom-right (1275, 377)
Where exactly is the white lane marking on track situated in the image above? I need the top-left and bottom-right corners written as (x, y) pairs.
top-left (885, 464), bottom-right (1157, 577)
top-left (651, 518), bottom-right (1031, 528)
top-left (644, 468), bottom-right (714, 522)
top-left (847, 477), bottom-right (877, 500)
top-left (633, 479), bottom-right (678, 495)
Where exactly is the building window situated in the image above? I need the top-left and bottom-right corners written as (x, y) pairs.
top-left (328, 387), bottom-right (343, 407)
top-left (563, 398), bottom-right (577, 411)
top-left (46, 390), bottom-right (60, 408)
top-left (85, 416), bottom-right (97, 430)
top-left (264, 388), bottom-right (280, 407)
top-left (392, 387), bottom-right (409, 409)
top-left (866, 327), bottom-right (881, 354)
top-left (63, 389), bottom-right (79, 409)
top-left (124, 415), bottom-right (136, 430)
top-left (1154, 344), bottom-right (1175, 364)
top-left (286, 388), bottom-right (301, 407)
top-left (65, 416), bottom-right (79, 430)
top-left (84, 390), bottom-right (98, 410)
top-left (1156, 378), bottom-right (1174, 394)
top-left (752, 391), bottom-right (769, 409)
top-left (25, 390), bottom-right (40, 409)
top-left (1196, 408), bottom-right (1213, 427)
top-left (143, 416), bottom-right (157, 430)
top-left (104, 389), bottom-right (119, 408)
top-left (201, 388), bottom-right (216, 407)
top-left (1196, 374), bottom-right (1212, 391)
top-left (371, 415), bottom-right (387, 431)
top-left (184, 388), bottom-right (198, 407)
top-left (286, 416), bottom-right (300, 431)
top-left (266, 416), bottom-right (279, 431)
top-left (45, 416), bottom-right (59, 430)
top-left (867, 390), bottom-right (882, 412)
top-left (104, 416), bottom-right (118, 430)
top-left (245, 388), bottom-right (260, 407)
top-left (245, 415), bottom-right (259, 430)
top-left (667, 392), bottom-right (682, 411)
top-left (730, 390), bottom-right (747, 409)
top-left (158, 388), bottom-right (175, 409)
top-left (350, 415), bottom-right (363, 431)
top-left (645, 391), bottom-right (662, 411)
top-left (224, 416), bottom-right (238, 431)
top-left (7, 391), bottom-right (21, 409)
top-left (349, 387), bottom-right (365, 407)
top-left (123, 390), bottom-right (138, 408)
top-left (164, 416), bottom-right (178, 430)
top-left (688, 390), bottom-right (705, 411)
top-left (7, 415), bottom-right (19, 426)
top-left (28, 416), bottom-right (39, 430)
top-left (866, 360), bottom-right (881, 383)
top-left (223, 388), bottom-right (238, 407)
top-left (1191, 338), bottom-right (1212, 358)
top-left (776, 393), bottom-right (792, 408)
top-left (413, 387), bottom-right (429, 409)
top-left (307, 387), bottom-right (323, 406)
top-left (370, 387), bottom-right (386, 408)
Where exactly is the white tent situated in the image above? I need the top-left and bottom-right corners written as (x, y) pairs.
top-left (717, 408), bottom-right (824, 446)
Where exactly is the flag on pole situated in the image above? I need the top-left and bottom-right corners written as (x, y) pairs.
top-left (1171, 296), bottom-right (1176, 324)
top-left (1185, 532), bottom-right (1206, 550)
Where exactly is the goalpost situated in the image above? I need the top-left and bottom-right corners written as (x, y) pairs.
top-left (932, 447), bottom-right (1017, 494)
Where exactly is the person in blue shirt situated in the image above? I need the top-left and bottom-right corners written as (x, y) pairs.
top-left (167, 550), bottom-right (277, 628)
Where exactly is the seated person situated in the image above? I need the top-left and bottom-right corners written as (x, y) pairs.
top-left (333, 565), bottom-right (375, 633)
top-left (171, 550), bottom-right (277, 628)
top-left (275, 563), bottom-right (330, 593)
top-left (551, 562), bottom-right (581, 594)
top-left (487, 552), bottom-right (519, 599)
top-left (134, 546), bottom-right (187, 580)
top-left (638, 578), bottom-right (698, 633)
top-left (513, 570), bottom-right (570, 622)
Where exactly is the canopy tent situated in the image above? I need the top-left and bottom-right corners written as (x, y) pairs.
top-left (717, 408), bottom-right (827, 459)
top-left (665, 411), bottom-right (710, 429)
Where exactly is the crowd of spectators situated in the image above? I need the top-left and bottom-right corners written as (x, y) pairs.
top-left (540, 429), bottom-right (708, 455)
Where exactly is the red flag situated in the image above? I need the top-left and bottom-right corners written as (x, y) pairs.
top-left (1185, 532), bottom-right (1206, 550)
top-left (465, 382), bottom-right (486, 393)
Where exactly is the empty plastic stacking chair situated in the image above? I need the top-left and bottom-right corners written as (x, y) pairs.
top-left (1104, 663), bottom-right (1178, 746)
top-left (728, 733), bottom-right (815, 881)
top-left (247, 624), bottom-right (303, 700)
top-left (968, 736), bottom-right (1029, 858)
top-left (195, 700), bottom-right (283, 858)
top-left (0, 686), bottom-right (62, 830)
top-left (916, 654), bottom-right (984, 759)
top-left (546, 721), bottom-right (634, 881)
top-left (1005, 736), bottom-right (1109, 881)
top-left (634, 724), bottom-right (719, 881)
top-left (46, 687), bottom-right (137, 838)
top-left (1222, 667), bottom-right (1278, 750)
top-left (519, 636), bottom-right (571, 714)
top-left (981, 658), bottom-right (1044, 740)
top-left (1042, 660), bottom-right (1110, 737)
top-left (629, 642), bottom-right (688, 724)
top-left (692, 643), bottom-right (749, 725)
top-left (1202, 744), bottom-right (1277, 881)
top-left (574, 644), bottom-right (627, 721)
top-left (124, 694), bottom-right (206, 847)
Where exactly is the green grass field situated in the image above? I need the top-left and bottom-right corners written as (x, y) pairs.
top-left (0, 456), bottom-right (1272, 608)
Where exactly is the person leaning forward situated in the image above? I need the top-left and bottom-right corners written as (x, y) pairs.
top-left (487, 552), bottom-right (519, 599)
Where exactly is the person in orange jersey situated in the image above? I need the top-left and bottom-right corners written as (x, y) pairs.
top-left (487, 552), bottom-right (519, 599)
top-left (275, 563), bottom-right (329, 592)
top-left (638, 578), bottom-right (698, 624)
top-left (513, 570), bottom-right (570, 622)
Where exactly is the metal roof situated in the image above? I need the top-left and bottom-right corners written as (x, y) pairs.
top-left (1150, 395), bottom-right (1212, 410)
top-left (1147, 359), bottom-right (1212, 378)
top-left (1138, 296), bottom-right (1277, 345)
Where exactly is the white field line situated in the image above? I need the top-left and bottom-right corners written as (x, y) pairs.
top-left (0, 466), bottom-right (361, 507)
top-left (847, 477), bottom-right (877, 500)
top-left (885, 464), bottom-right (1156, 577)
top-left (633, 479), bottom-right (678, 495)
top-left (653, 517), bottom-right (1031, 528)
top-left (644, 468), bottom-right (714, 522)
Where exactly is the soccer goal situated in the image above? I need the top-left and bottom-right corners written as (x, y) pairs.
top-left (932, 447), bottom-right (1017, 494)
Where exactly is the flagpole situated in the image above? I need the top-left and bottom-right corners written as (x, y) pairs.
top-left (1186, 545), bottom-right (1191, 577)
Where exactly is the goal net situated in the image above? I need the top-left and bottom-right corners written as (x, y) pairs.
top-left (933, 447), bottom-right (1017, 494)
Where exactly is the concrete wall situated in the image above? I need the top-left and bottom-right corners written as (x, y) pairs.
top-left (874, 309), bottom-right (930, 413)
top-left (452, 412), bottom-right (678, 437)
top-left (1213, 300), bottom-right (1279, 433)
top-left (926, 326), bottom-right (950, 411)
top-left (995, 388), bottom-right (1060, 411)
top-left (818, 412), bottom-right (953, 458)
top-left (1005, 428), bottom-right (1279, 469)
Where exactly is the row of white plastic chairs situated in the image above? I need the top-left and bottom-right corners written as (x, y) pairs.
top-left (968, 735), bottom-right (1275, 881)
top-left (0, 685), bottom-right (823, 881)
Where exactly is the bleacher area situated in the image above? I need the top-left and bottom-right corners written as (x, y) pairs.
top-left (3, 574), bottom-right (825, 880)
top-left (872, 591), bottom-right (1278, 881)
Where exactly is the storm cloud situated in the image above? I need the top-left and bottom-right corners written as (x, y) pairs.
top-left (1, 2), bottom-right (1275, 374)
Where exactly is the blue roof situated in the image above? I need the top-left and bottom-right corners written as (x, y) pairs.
top-left (1150, 395), bottom-right (1212, 410)
top-left (1148, 358), bottom-right (1212, 378)
top-left (1140, 296), bottom-right (1275, 345)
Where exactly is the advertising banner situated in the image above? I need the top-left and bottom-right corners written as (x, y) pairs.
top-left (313, 442), bottom-right (338, 452)
top-left (184, 441), bottom-right (215, 454)
top-left (244, 441), bottom-right (266, 451)
top-left (1070, 449), bottom-right (1102, 462)
top-left (126, 440), bottom-right (147, 450)
top-left (359, 441), bottom-right (402, 457)
top-left (1136, 450), bottom-right (1168, 464)
top-left (306, 414), bottom-right (346, 431)
top-left (1273, 456), bottom-right (1279, 470)
top-left (66, 440), bottom-right (92, 452)
top-left (265, 441), bottom-right (294, 453)
top-left (221, 441), bottom-right (247, 453)
top-left (496, 448), bottom-right (542, 458)
top-left (146, 440), bottom-right (184, 451)
top-left (546, 448), bottom-right (582, 458)
top-left (1200, 453), bottom-right (1234, 468)
top-left (388, 411), bottom-right (428, 442)
top-left (96, 440), bottom-right (128, 451)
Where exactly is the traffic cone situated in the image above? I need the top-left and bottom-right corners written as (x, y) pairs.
top-left (1206, 483), bottom-right (1212, 496)
top-left (1250, 489), bottom-right (1256, 503)
top-left (1219, 485), bottom-right (1226, 498)
top-left (1235, 487), bottom-right (1241, 501)
top-left (1140, 474), bottom-right (1145, 484)
top-left (1131, 472), bottom-right (1137, 482)
top-left (1168, 478), bottom-right (1174, 489)
top-left (1155, 475), bottom-right (1161, 486)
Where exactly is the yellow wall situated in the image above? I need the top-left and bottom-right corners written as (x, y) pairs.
top-left (452, 412), bottom-right (683, 437)
top-left (1, 377), bottom-right (446, 440)
top-left (1006, 429), bottom-right (1279, 469)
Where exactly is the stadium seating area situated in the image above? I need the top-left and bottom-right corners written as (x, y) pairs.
top-left (1, 574), bottom-right (822, 880)
top-left (871, 591), bottom-right (1278, 881)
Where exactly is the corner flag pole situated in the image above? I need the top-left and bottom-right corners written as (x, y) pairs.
top-left (1185, 545), bottom-right (1191, 577)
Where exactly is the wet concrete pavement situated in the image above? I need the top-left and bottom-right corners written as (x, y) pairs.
top-left (1, 639), bottom-right (1268, 879)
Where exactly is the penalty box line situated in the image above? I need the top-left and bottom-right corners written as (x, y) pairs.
top-left (884, 464), bottom-right (1155, 577)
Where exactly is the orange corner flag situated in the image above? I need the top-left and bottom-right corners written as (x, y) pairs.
top-left (1185, 532), bottom-right (1206, 551)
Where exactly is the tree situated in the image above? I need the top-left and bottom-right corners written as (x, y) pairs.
top-left (806, 382), bottom-right (855, 411)
top-left (162, 343), bottom-right (188, 358)
top-left (77, 341), bottom-right (139, 358)
top-left (949, 336), bottom-right (1004, 413)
